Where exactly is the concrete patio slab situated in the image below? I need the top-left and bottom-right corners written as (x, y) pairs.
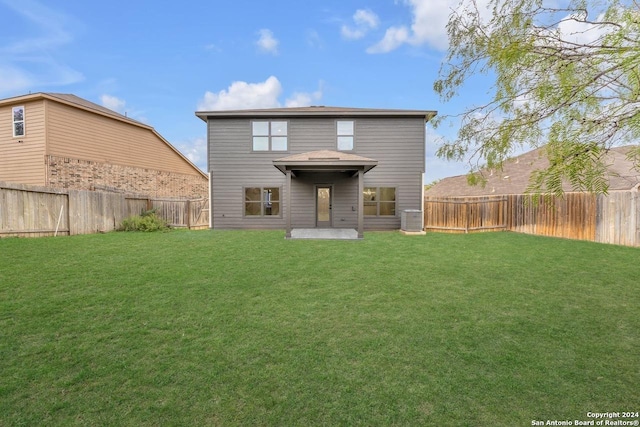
top-left (288, 228), bottom-right (360, 240)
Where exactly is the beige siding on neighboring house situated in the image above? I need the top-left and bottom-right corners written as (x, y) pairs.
top-left (1, 93), bottom-right (207, 199)
top-left (45, 100), bottom-right (198, 176)
top-left (0, 100), bottom-right (47, 185)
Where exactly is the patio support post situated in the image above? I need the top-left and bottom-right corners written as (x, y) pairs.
top-left (357, 169), bottom-right (364, 238)
top-left (286, 169), bottom-right (292, 238)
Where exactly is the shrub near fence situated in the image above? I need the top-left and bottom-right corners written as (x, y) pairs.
top-left (125, 197), bottom-right (209, 230)
top-left (0, 182), bottom-right (209, 238)
top-left (424, 190), bottom-right (640, 247)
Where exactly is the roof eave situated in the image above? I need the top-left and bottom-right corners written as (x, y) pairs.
top-left (273, 161), bottom-right (378, 175)
top-left (1, 92), bottom-right (207, 179)
top-left (196, 109), bottom-right (437, 121)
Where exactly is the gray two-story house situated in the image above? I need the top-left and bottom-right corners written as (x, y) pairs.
top-left (196, 106), bottom-right (437, 238)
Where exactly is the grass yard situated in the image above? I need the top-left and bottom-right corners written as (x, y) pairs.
top-left (0, 230), bottom-right (638, 426)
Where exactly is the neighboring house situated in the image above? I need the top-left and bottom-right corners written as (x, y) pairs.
top-left (0, 92), bottom-right (208, 199)
top-left (425, 146), bottom-right (640, 197)
top-left (196, 106), bottom-right (437, 237)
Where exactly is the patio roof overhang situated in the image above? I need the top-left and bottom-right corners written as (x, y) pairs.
top-left (273, 150), bottom-right (378, 177)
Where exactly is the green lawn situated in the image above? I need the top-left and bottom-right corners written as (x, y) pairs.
top-left (0, 230), bottom-right (638, 426)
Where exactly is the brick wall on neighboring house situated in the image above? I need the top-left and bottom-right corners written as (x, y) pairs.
top-left (46, 155), bottom-right (208, 199)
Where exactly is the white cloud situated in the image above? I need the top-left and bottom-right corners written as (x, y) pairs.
top-left (0, 0), bottom-right (83, 95)
top-left (557, 12), bottom-right (610, 46)
top-left (369, 0), bottom-right (608, 54)
top-left (342, 8), bottom-right (380, 40)
top-left (100, 94), bottom-right (126, 114)
top-left (256, 29), bottom-right (279, 54)
top-left (0, 65), bottom-right (33, 94)
top-left (197, 76), bottom-right (324, 111)
top-left (99, 94), bottom-right (148, 123)
top-left (367, 26), bottom-right (411, 53)
top-left (368, 0), bottom-right (492, 53)
top-left (355, 8), bottom-right (380, 28)
top-left (285, 83), bottom-right (324, 107)
top-left (197, 76), bottom-right (283, 110)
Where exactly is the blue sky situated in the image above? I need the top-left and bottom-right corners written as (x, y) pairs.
top-left (0, 0), bottom-right (493, 183)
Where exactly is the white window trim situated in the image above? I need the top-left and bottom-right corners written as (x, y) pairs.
top-left (336, 120), bottom-right (355, 151)
top-left (12, 106), bottom-right (25, 138)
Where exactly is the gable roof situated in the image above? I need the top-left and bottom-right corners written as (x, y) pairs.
top-left (0, 92), bottom-right (207, 178)
top-left (196, 105), bottom-right (437, 121)
top-left (1, 92), bottom-right (147, 127)
top-left (425, 146), bottom-right (640, 197)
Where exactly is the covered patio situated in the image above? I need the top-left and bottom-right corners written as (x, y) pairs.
top-left (273, 150), bottom-right (377, 239)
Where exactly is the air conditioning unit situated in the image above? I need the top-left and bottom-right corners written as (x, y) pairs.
top-left (401, 210), bottom-right (423, 232)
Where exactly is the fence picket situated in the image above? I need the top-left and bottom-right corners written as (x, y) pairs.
top-left (0, 182), bottom-right (209, 238)
top-left (425, 191), bottom-right (638, 247)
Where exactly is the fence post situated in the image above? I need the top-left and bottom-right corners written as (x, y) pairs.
top-left (67, 193), bottom-right (71, 236)
top-left (633, 189), bottom-right (639, 246)
top-left (186, 199), bottom-right (191, 229)
top-left (465, 201), bottom-right (470, 233)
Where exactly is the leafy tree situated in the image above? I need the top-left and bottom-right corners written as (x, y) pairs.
top-left (434, 0), bottom-right (640, 195)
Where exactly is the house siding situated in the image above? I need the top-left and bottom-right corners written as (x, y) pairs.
top-left (289, 173), bottom-right (359, 229)
top-left (209, 119), bottom-right (286, 229)
top-left (0, 93), bottom-right (208, 199)
top-left (208, 115), bottom-right (426, 230)
top-left (357, 117), bottom-right (426, 229)
top-left (0, 99), bottom-right (47, 185)
top-left (45, 100), bottom-right (199, 176)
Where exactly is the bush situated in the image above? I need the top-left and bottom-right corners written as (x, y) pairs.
top-left (119, 209), bottom-right (170, 232)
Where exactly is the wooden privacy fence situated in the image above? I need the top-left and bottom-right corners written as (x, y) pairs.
top-left (423, 196), bottom-right (508, 233)
top-left (0, 182), bottom-right (209, 238)
top-left (425, 190), bottom-right (640, 247)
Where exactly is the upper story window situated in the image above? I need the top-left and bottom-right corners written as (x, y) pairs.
top-left (337, 120), bottom-right (354, 151)
top-left (12, 106), bottom-right (25, 137)
top-left (252, 121), bottom-right (288, 151)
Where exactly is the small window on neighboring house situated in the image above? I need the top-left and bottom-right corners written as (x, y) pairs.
top-left (337, 120), bottom-right (354, 151)
top-left (244, 187), bottom-right (281, 216)
top-left (363, 187), bottom-right (396, 216)
top-left (12, 106), bottom-right (25, 137)
top-left (252, 121), bottom-right (288, 151)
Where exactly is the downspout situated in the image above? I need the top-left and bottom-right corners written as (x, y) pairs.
top-left (208, 170), bottom-right (213, 229)
top-left (422, 120), bottom-right (428, 230)
top-left (422, 172), bottom-right (425, 230)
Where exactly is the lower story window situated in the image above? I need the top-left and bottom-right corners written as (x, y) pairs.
top-left (363, 187), bottom-right (396, 216)
top-left (245, 187), bottom-right (281, 216)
